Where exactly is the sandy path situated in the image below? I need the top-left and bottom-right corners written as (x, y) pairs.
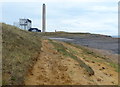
top-left (25, 40), bottom-right (73, 85)
top-left (25, 39), bottom-right (118, 85)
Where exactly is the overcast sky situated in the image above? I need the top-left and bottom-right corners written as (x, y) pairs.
top-left (0, 0), bottom-right (119, 36)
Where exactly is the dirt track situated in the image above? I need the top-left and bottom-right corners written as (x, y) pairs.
top-left (25, 39), bottom-right (118, 85)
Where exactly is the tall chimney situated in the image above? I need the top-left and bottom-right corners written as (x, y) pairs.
top-left (42, 3), bottom-right (46, 32)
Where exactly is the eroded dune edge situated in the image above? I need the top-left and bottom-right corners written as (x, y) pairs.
top-left (25, 39), bottom-right (118, 85)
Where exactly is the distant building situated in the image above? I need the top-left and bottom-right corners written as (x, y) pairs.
top-left (28, 28), bottom-right (41, 32)
top-left (14, 18), bottom-right (32, 30)
top-left (19, 19), bottom-right (32, 30)
top-left (14, 19), bottom-right (41, 32)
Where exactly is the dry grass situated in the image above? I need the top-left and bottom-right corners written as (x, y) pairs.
top-left (40, 32), bottom-right (91, 37)
top-left (2, 23), bottom-right (42, 85)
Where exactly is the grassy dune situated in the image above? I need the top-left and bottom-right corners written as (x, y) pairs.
top-left (2, 23), bottom-right (119, 85)
top-left (2, 23), bottom-right (42, 85)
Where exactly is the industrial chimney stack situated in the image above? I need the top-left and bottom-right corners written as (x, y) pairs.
top-left (42, 3), bottom-right (46, 32)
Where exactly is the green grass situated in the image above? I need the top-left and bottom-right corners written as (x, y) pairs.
top-left (49, 40), bottom-right (94, 76)
top-left (41, 31), bottom-right (111, 39)
top-left (66, 42), bottom-right (99, 57)
top-left (109, 63), bottom-right (120, 72)
top-left (40, 32), bottom-right (92, 38)
top-left (49, 39), bottom-right (70, 57)
top-left (2, 23), bottom-right (42, 85)
top-left (67, 48), bottom-right (78, 55)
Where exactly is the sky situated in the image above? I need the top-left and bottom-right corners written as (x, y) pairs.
top-left (0, 0), bottom-right (119, 36)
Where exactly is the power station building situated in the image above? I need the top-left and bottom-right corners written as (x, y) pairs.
top-left (19, 19), bottom-right (32, 30)
top-left (14, 4), bottom-right (46, 32)
top-left (14, 18), bottom-right (32, 30)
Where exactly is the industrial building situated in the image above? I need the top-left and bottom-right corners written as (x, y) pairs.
top-left (13, 3), bottom-right (46, 32)
top-left (14, 18), bottom-right (41, 32)
top-left (19, 19), bottom-right (32, 30)
top-left (14, 18), bottom-right (32, 30)
top-left (42, 3), bottom-right (46, 32)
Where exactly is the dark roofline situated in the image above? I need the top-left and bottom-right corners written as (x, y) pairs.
top-left (19, 19), bottom-right (32, 23)
top-left (27, 19), bottom-right (32, 23)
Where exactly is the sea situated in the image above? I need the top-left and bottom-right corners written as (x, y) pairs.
top-left (111, 35), bottom-right (120, 38)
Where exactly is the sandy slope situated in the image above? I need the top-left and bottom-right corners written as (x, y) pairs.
top-left (25, 39), bottom-right (118, 85)
top-left (47, 35), bottom-right (119, 63)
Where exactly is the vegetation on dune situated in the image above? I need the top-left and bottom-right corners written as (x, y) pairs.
top-left (49, 39), bottom-right (94, 76)
top-left (66, 42), bottom-right (120, 73)
top-left (109, 63), bottom-right (120, 72)
top-left (2, 23), bottom-right (42, 85)
top-left (2, 23), bottom-right (119, 85)
top-left (40, 32), bottom-right (92, 37)
top-left (66, 42), bottom-right (105, 60)
top-left (41, 32), bottom-right (112, 38)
